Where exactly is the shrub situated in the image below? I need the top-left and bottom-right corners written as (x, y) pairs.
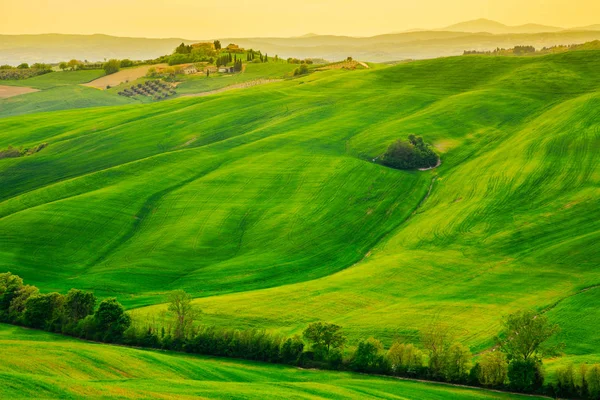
top-left (294, 64), bottom-right (309, 76)
top-left (381, 135), bottom-right (438, 170)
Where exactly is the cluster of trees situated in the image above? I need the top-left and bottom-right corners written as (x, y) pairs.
top-left (464, 45), bottom-right (536, 56)
top-left (294, 64), bottom-right (310, 76)
top-left (554, 363), bottom-right (600, 399)
top-left (0, 272), bottom-right (129, 342)
top-left (5, 272), bottom-right (599, 398)
top-left (0, 63), bottom-right (52, 80)
top-left (381, 135), bottom-right (439, 170)
top-left (103, 59), bottom-right (121, 75)
top-left (246, 49), bottom-right (269, 63)
top-left (513, 45), bottom-right (536, 55)
top-left (287, 58), bottom-right (314, 64)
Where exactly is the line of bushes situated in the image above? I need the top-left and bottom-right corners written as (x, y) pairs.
top-left (1, 272), bottom-right (599, 399)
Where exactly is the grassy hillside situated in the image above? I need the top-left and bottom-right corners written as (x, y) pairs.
top-left (0, 70), bottom-right (138, 118)
top-left (1, 50), bottom-right (599, 367)
top-left (0, 323), bottom-right (544, 399)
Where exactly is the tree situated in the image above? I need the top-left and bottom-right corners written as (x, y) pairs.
top-left (382, 136), bottom-right (438, 170)
top-left (478, 351), bottom-right (508, 386)
top-left (387, 342), bottom-right (423, 374)
top-left (496, 310), bottom-right (561, 362)
top-left (587, 364), bottom-right (600, 399)
top-left (64, 289), bottom-right (96, 323)
top-left (0, 272), bottom-right (24, 320)
top-left (421, 321), bottom-right (454, 378)
top-left (17, 63), bottom-right (29, 69)
top-left (58, 62), bottom-right (68, 71)
top-left (67, 59), bottom-right (81, 71)
top-left (507, 359), bottom-right (544, 392)
top-left (303, 322), bottom-right (346, 359)
top-left (280, 335), bottom-right (304, 364)
top-left (120, 59), bottom-right (134, 68)
top-left (103, 59), bottom-right (120, 75)
top-left (167, 290), bottom-right (200, 340)
top-left (294, 64), bottom-right (309, 76)
top-left (24, 292), bottom-right (64, 330)
top-left (352, 337), bottom-right (387, 372)
top-left (445, 343), bottom-right (472, 382)
top-left (8, 284), bottom-right (38, 323)
top-left (94, 298), bottom-right (131, 342)
top-left (214, 40), bottom-right (221, 50)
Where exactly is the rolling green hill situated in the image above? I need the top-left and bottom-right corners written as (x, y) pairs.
top-left (1, 49), bottom-right (599, 374)
top-left (0, 323), bottom-right (544, 399)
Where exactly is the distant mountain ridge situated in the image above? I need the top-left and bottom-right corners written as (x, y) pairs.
top-left (1, 20), bottom-right (600, 64)
top-left (440, 18), bottom-right (563, 34)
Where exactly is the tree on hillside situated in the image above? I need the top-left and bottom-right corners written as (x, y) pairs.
top-left (24, 292), bottom-right (64, 330)
top-left (67, 59), bottom-right (81, 71)
top-left (17, 63), bottom-right (29, 69)
top-left (496, 310), bottom-right (562, 362)
top-left (387, 342), bottom-right (423, 375)
top-left (303, 322), bottom-right (346, 359)
top-left (58, 62), bottom-right (68, 71)
top-left (63, 289), bottom-right (96, 323)
top-left (381, 135), bottom-right (438, 170)
top-left (168, 290), bottom-right (200, 340)
top-left (94, 298), bottom-right (131, 342)
top-left (174, 42), bottom-right (192, 54)
top-left (352, 337), bottom-right (387, 372)
top-left (103, 59), bottom-right (120, 75)
top-left (477, 351), bottom-right (508, 386)
top-left (421, 321), bottom-right (455, 378)
top-left (213, 40), bottom-right (221, 50)
top-left (0, 272), bottom-right (24, 321)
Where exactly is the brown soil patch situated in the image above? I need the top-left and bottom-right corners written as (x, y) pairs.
top-left (83, 64), bottom-right (168, 90)
top-left (0, 85), bottom-right (39, 99)
top-left (315, 60), bottom-right (369, 71)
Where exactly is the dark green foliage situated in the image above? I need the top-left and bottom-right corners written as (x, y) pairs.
top-left (381, 135), bottom-right (438, 170)
top-left (24, 292), bottom-right (64, 330)
top-left (281, 335), bottom-right (304, 364)
top-left (64, 289), bottom-right (96, 324)
top-left (352, 338), bottom-right (389, 373)
top-left (507, 359), bottom-right (544, 393)
top-left (213, 40), bottom-right (221, 50)
top-left (94, 298), bottom-right (131, 342)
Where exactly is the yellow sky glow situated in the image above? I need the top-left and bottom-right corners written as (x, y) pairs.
top-left (1, 0), bottom-right (598, 38)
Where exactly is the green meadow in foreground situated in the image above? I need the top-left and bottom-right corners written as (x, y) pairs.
top-left (1, 49), bottom-right (599, 374)
top-left (0, 323), bottom-right (543, 399)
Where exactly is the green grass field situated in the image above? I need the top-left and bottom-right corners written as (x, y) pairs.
top-left (1, 49), bottom-right (599, 386)
top-left (0, 323), bottom-right (543, 399)
top-left (0, 69), bottom-right (139, 118)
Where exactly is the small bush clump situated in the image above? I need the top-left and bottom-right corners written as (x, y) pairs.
top-left (381, 135), bottom-right (438, 170)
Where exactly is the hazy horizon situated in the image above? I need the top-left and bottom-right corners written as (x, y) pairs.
top-left (2, 0), bottom-right (599, 39)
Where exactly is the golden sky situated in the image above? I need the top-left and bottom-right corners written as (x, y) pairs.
top-left (1, 0), bottom-right (598, 38)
